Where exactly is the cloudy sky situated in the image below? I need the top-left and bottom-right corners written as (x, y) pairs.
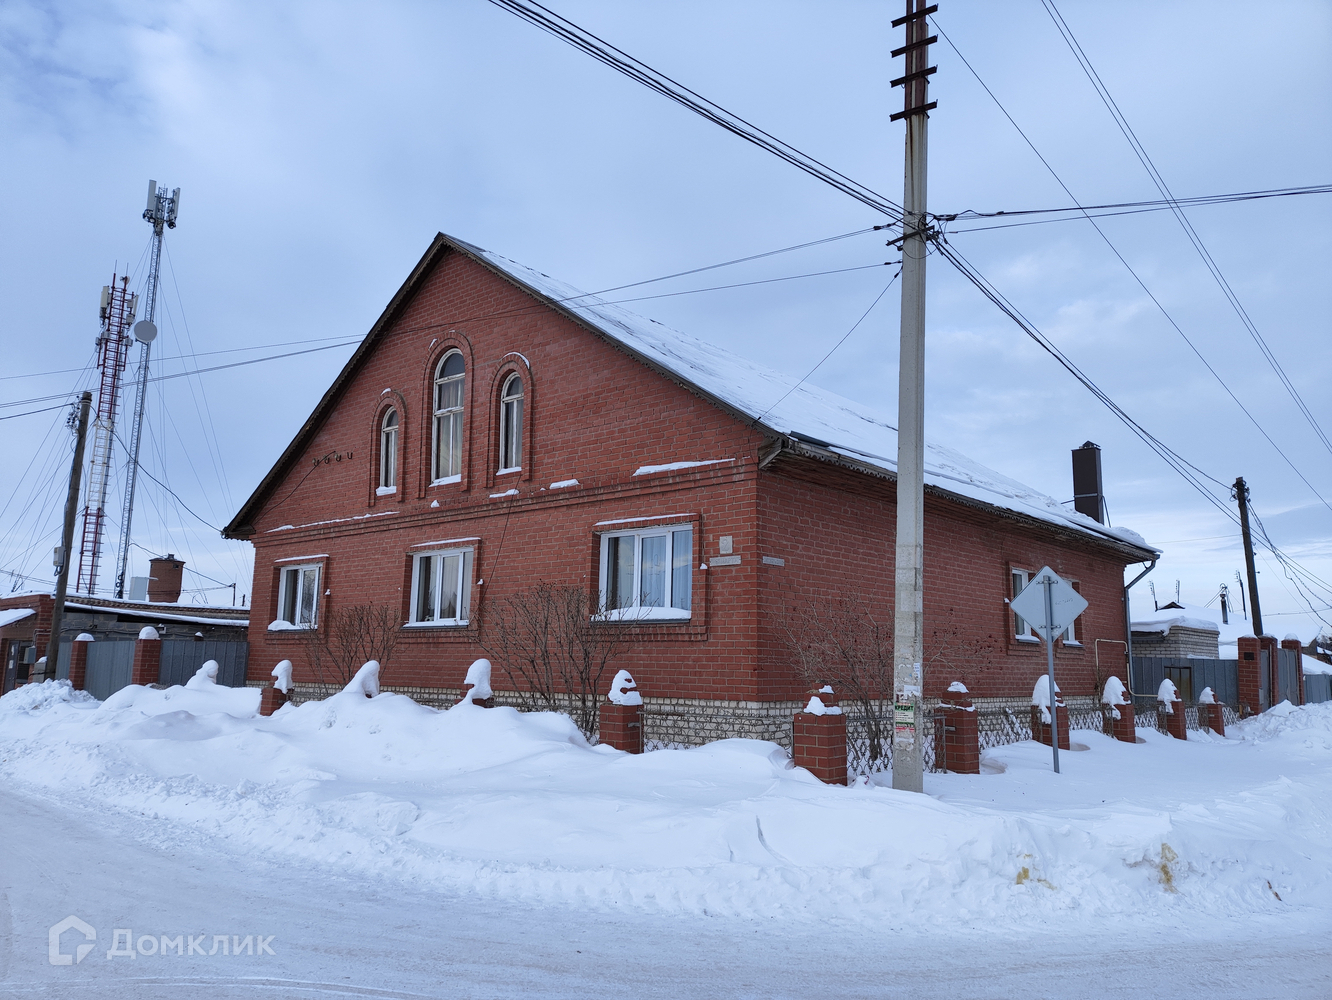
top-left (2, 1), bottom-right (1329, 637)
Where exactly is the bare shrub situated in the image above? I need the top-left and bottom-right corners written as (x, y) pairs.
top-left (481, 582), bottom-right (628, 737)
top-left (301, 602), bottom-right (400, 698)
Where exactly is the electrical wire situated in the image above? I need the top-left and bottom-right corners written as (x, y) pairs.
top-left (487, 0), bottom-right (904, 224)
top-left (1039, 0), bottom-right (1332, 462)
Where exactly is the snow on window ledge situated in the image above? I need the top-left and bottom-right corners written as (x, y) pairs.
top-left (496, 467), bottom-right (522, 477)
top-left (267, 620), bottom-right (313, 632)
top-left (403, 620), bottom-right (469, 629)
top-left (430, 475), bottom-right (461, 487)
top-left (1062, 640), bottom-right (1084, 648)
top-left (549, 479), bottom-right (580, 489)
top-left (376, 486), bottom-right (397, 496)
top-left (1013, 634), bottom-right (1041, 644)
top-left (593, 607), bottom-right (692, 623)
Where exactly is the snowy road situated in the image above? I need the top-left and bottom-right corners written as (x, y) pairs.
top-left (2, 785), bottom-right (1329, 1000)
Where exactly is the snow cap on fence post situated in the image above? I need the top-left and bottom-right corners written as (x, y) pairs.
top-left (1031, 675), bottom-right (1062, 724)
top-left (456, 658), bottom-right (493, 707)
top-left (1030, 675), bottom-right (1069, 751)
top-left (185, 659), bottom-right (219, 690)
top-left (261, 659), bottom-right (293, 716)
top-left (1157, 678), bottom-right (1187, 740)
top-left (792, 684), bottom-right (848, 784)
top-left (1197, 686), bottom-right (1215, 705)
top-left (1156, 678), bottom-right (1180, 712)
top-left (271, 660), bottom-right (293, 694)
top-left (1101, 675), bottom-right (1137, 743)
top-left (343, 660), bottom-right (380, 698)
top-left (607, 669), bottom-right (642, 706)
top-left (1198, 686), bottom-right (1226, 736)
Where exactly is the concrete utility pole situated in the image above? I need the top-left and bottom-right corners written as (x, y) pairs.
top-left (1233, 476), bottom-right (1264, 636)
top-left (46, 391), bottom-right (93, 674)
top-left (888, 0), bottom-right (938, 793)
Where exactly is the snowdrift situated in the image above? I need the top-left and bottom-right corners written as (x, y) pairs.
top-left (2, 679), bottom-right (1330, 932)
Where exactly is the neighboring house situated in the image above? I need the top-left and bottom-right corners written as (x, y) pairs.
top-left (223, 233), bottom-right (1158, 742)
top-left (0, 591), bottom-right (249, 694)
top-left (1130, 602), bottom-right (1223, 658)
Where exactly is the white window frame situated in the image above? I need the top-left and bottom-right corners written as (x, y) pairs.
top-left (597, 525), bottom-right (693, 622)
top-left (432, 351), bottom-right (465, 485)
top-left (1062, 582), bottom-right (1082, 645)
top-left (1010, 568), bottom-right (1039, 642)
top-left (498, 373), bottom-right (523, 474)
top-left (378, 408), bottom-right (398, 493)
top-left (276, 563), bottom-right (321, 628)
top-left (407, 547), bottom-right (473, 627)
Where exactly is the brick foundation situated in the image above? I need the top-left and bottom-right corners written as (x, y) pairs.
top-left (599, 702), bottom-right (643, 753)
top-left (131, 636), bottom-right (161, 687)
top-left (1163, 699), bottom-right (1186, 740)
top-left (1200, 702), bottom-right (1225, 736)
top-left (68, 638), bottom-right (90, 692)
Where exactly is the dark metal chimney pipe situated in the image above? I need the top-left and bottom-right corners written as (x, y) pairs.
top-left (1072, 441), bottom-right (1105, 524)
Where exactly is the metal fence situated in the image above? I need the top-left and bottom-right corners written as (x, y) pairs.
top-left (1132, 656), bottom-right (1239, 707)
top-left (83, 640), bottom-right (136, 701)
top-left (1304, 673), bottom-right (1331, 704)
top-left (159, 639), bottom-right (248, 688)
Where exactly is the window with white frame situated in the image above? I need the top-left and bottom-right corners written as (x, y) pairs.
top-left (598, 525), bottom-right (692, 620)
top-left (498, 373), bottom-right (523, 473)
top-left (1063, 582), bottom-right (1081, 644)
top-left (379, 408), bottom-right (398, 492)
top-left (408, 548), bottom-right (473, 625)
top-left (432, 351), bottom-right (465, 483)
top-left (1011, 568), bottom-right (1036, 640)
top-left (277, 564), bottom-right (321, 628)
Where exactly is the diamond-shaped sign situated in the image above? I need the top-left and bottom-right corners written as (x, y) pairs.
top-left (1010, 566), bottom-right (1088, 641)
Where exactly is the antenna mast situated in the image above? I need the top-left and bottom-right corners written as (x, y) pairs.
top-left (75, 274), bottom-right (137, 594)
top-left (114, 179), bottom-right (179, 599)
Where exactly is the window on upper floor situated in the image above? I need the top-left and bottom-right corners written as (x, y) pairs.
top-left (432, 351), bottom-right (465, 483)
top-left (379, 408), bottom-right (398, 493)
top-left (408, 547), bottom-right (473, 626)
top-left (498, 373), bottom-right (523, 473)
top-left (1011, 568), bottom-right (1037, 641)
top-left (276, 564), bottom-right (321, 628)
top-left (598, 526), bottom-right (692, 621)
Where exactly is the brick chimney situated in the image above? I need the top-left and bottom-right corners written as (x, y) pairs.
top-left (147, 554), bottom-right (184, 603)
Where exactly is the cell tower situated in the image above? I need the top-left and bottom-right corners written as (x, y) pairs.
top-left (74, 275), bottom-right (138, 594)
top-left (113, 179), bottom-right (180, 600)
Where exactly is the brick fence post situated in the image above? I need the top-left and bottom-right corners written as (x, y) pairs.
top-left (1199, 699), bottom-right (1225, 736)
top-left (1102, 675), bottom-right (1136, 743)
top-left (1163, 698), bottom-right (1187, 740)
top-left (131, 626), bottom-right (161, 687)
top-left (792, 686), bottom-right (848, 785)
top-left (1030, 679), bottom-right (1069, 750)
top-left (933, 682), bottom-right (979, 774)
top-left (600, 669), bottom-right (643, 753)
top-left (1281, 635), bottom-right (1306, 706)
top-left (260, 658), bottom-right (292, 716)
top-left (68, 633), bottom-right (93, 691)
top-left (1236, 635), bottom-right (1260, 716)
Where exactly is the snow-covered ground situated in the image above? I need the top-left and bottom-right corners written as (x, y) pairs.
top-left (2, 674), bottom-right (1331, 998)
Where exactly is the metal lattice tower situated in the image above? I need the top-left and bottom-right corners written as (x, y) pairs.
top-left (114, 179), bottom-right (179, 600)
top-left (74, 275), bottom-right (137, 594)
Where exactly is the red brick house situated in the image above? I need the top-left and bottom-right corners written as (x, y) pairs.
top-left (223, 233), bottom-right (1157, 743)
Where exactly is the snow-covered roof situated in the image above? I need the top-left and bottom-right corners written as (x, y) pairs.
top-left (0, 608), bottom-right (36, 629)
top-left (1303, 654), bottom-right (1331, 676)
top-left (1131, 614), bottom-right (1221, 636)
top-left (64, 603), bottom-right (249, 629)
top-left (458, 238), bottom-right (1155, 555)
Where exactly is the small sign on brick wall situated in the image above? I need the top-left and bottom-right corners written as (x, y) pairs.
top-left (710, 555), bottom-right (741, 566)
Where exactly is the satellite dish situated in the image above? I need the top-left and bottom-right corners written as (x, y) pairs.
top-left (133, 320), bottom-right (158, 344)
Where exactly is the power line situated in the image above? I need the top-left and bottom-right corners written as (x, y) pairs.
top-left (931, 13), bottom-right (1332, 517)
top-left (487, 0), bottom-right (904, 224)
top-left (1039, 0), bottom-right (1332, 463)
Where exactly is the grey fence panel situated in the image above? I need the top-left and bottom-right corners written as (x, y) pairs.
top-left (55, 640), bottom-right (71, 681)
top-left (85, 641), bottom-right (136, 701)
top-left (1260, 649), bottom-right (1270, 710)
top-left (1306, 673), bottom-right (1332, 704)
top-left (1131, 657), bottom-right (1239, 708)
top-left (1276, 649), bottom-right (1301, 705)
top-left (158, 639), bottom-right (249, 688)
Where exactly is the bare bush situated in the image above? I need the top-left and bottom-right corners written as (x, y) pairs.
top-left (481, 583), bottom-right (628, 737)
top-left (301, 602), bottom-right (400, 698)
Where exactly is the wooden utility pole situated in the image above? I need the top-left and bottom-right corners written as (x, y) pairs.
top-left (1233, 476), bottom-right (1264, 636)
top-left (46, 391), bottom-right (93, 675)
top-left (888, 1), bottom-right (937, 793)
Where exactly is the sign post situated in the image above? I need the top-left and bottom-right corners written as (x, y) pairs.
top-left (1010, 566), bottom-right (1088, 774)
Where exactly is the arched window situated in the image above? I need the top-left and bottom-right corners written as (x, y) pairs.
top-left (432, 352), bottom-right (465, 482)
top-left (378, 408), bottom-right (398, 492)
top-left (499, 373), bottom-right (523, 472)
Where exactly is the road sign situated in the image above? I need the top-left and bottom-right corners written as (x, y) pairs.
top-left (1010, 566), bottom-right (1087, 642)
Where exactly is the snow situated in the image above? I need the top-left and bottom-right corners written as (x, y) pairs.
top-left (2, 680), bottom-right (1332, 993)
top-left (490, 489), bottom-right (519, 498)
top-left (266, 511), bottom-right (396, 532)
top-left (137, 626), bottom-right (159, 641)
top-left (267, 619), bottom-right (301, 632)
top-left (549, 478), bottom-right (580, 489)
top-left (633, 459), bottom-right (735, 476)
top-left (74, 632), bottom-right (94, 642)
top-left (0, 607), bottom-right (35, 628)
top-left (343, 660), bottom-right (380, 698)
top-left (375, 485), bottom-right (396, 495)
top-left (1101, 675), bottom-right (1130, 706)
top-left (1304, 655), bottom-right (1331, 675)
top-left (271, 659), bottom-right (293, 693)
top-left (1198, 686), bottom-right (1216, 705)
top-left (188, 660), bottom-right (220, 687)
top-left (801, 696), bottom-right (842, 716)
top-left (457, 240), bottom-right (1156, 554)
top-left (607, 669), bottom-right (641, 706)
top-left (1157, 678), bottom-right (1180, 709)
top-left (65, 602), bottom-right (249, 628)
top-left (461, 658), bottom-right (493, 702)
top-left (594, 513), bottom-right (695, 526)
top-left (1131, 615), bottom-right (1220, 636)
top-left (947, 680), bottom-right (969, 694)
top-left (1030, 675), bottom-right (1061, 723)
